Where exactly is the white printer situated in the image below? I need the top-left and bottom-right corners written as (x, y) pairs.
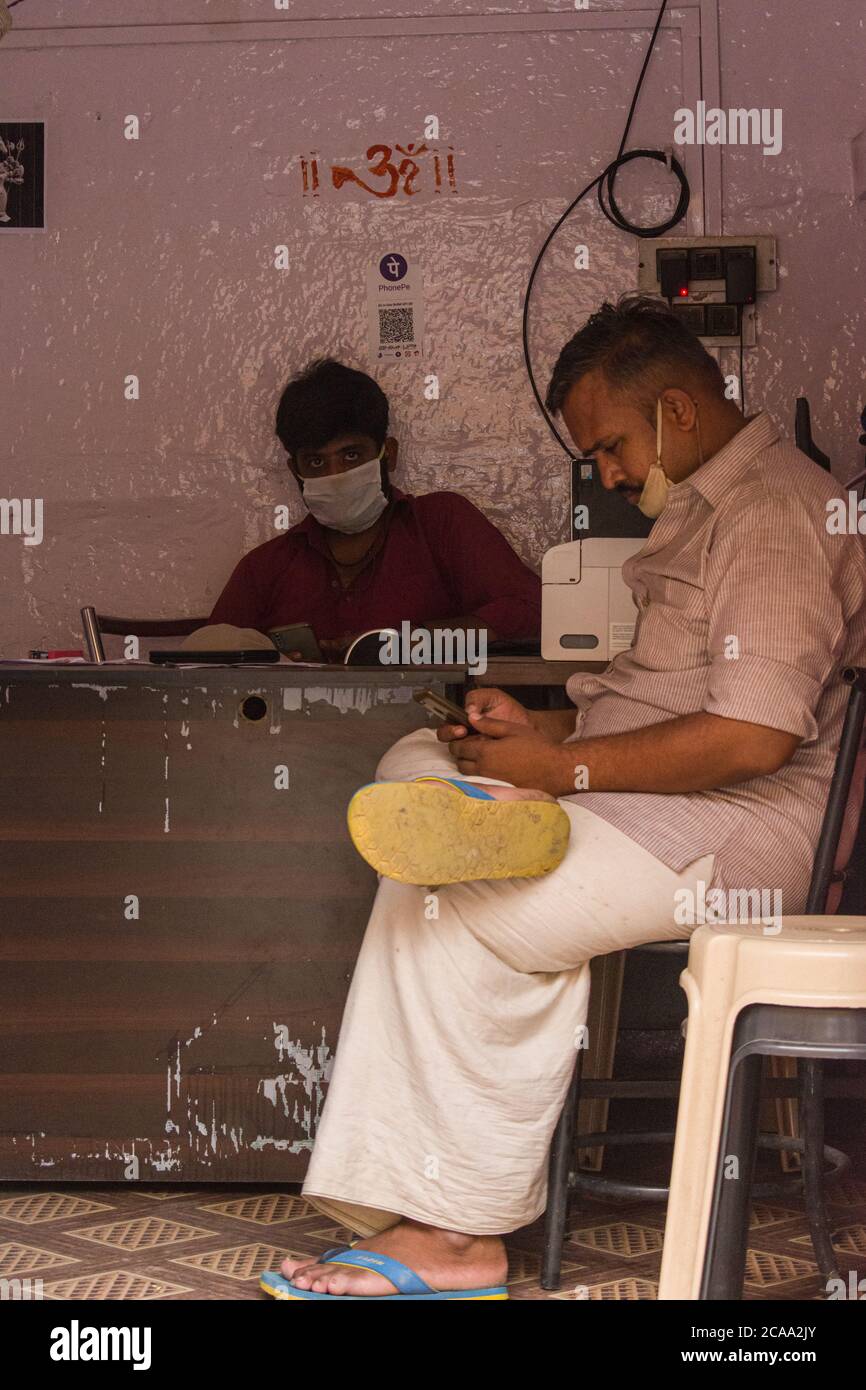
top-left (541, 536), bottom-right (644, 661)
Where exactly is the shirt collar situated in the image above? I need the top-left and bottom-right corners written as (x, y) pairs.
top-left (677, 411), bottom-right (780, 510)
top-left (295, 483), bottom-right (410, 551)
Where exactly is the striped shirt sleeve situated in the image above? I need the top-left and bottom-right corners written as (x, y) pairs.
top-left (702, 495), bottom-right (847, 741)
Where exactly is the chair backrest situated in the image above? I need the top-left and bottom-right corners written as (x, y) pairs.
top-left (95, 614), bottom-right (209, 637)
top-left (80, 607), bottom-right (212, 662)
top-left (825, 744), bottom-right (866, 912)
top-left (808, 666), bottom-right (866, 913)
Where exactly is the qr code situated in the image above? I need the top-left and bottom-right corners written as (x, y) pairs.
top-left (379, 305), bottom-right (414, 345)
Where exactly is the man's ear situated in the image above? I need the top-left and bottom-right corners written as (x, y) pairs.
top-left (663, 389), bottom-right (698, 433)
top-left (287, 457), bottom-right (304, 491)
top-left (383, 437), bottom-right (398, 474)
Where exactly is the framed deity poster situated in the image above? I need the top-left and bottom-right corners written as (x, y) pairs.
top-left (0, 120), bottom-right (44, 231)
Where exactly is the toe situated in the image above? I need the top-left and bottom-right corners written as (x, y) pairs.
top-left (320, 1270), bottom-right (349, 1295)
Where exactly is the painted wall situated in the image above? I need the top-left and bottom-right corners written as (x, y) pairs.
top-left (0, 0), bottom-right (863, 654)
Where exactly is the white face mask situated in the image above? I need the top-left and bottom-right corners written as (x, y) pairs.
top-left (300, 447), bottom-right (390, 534)
top-left (637, 398), bottom-right (703, 519)
top-left (637, 399), bottom-right (673, 519)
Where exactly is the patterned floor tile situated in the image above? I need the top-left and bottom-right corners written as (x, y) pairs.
top-left (68, 1216), bottom-right (216, 1251)
top-left (750, 1202), bottom-right (801, 1228)
top-left (565, 1220), bottom-right (665, 1259)
top-left (545, 1276), bottom-right (658, 1301)
top-left (42, 1269), bottom-right (194, 1300)
top-left (0, 1241), bottom-right (78, 1276)
top-left (744, 1249), bottom-right (818, 1287)
top-left (790, 1222), bottom-right (866, 1256)
top-left (137, 1190), bottom-right (199, 1201)
top-left (505, 1249), bottom-right (586, 1281)
top-left (195, 1193), bottom-right (313, 1224)
top-left (0, 1193), bottom-right (115, 1224)
top-left (172, 1242), bottom-right (297, 1281)
top-left (304, 1223), bottom-right (361, 1246)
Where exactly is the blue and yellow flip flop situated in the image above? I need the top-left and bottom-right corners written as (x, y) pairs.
top-left (346, 776), bottom-right (569, 886)
top-left (260, 1247), bottom-right (508, 1300)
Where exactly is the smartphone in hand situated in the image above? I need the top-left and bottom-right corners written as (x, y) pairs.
top-left (267, 623), bottom-right (323, 661)
top-left (412, 688), bottom-right (473, 729)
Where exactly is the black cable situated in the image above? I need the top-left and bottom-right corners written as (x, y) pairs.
top-left (522, 0), bottom-right (690, 457)
top-left (597, 148), bottom-right (689, 238)
top-left (738, 313), bottom-right (746, 416)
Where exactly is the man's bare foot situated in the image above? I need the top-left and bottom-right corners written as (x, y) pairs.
top-left (278, 1219), bottom-right (507, 1297)
top-left (415, 777), bottom-right (556, 804)
top-left (481, 784), bottom-right (557, 804)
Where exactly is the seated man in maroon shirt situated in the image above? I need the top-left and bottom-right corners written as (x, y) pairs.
top-left (208, 358), bottom-right (541, 660)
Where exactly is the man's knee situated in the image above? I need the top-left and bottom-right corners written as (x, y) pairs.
top-left (441, 877), bottom-right (592, 974)
top-left (375, 726), bottom-right (445, 782)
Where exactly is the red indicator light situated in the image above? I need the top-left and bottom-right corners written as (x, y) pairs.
top-left (679, 286), bottom-right (689, 296)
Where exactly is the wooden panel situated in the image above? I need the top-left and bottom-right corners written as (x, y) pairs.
top-left (0, 666), bottom-right (458, 1182)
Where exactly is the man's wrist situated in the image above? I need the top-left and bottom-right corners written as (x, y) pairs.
top-left (530, 707), bottom-right (577, 740)
top-left (548, 742), bottom-right (586, 796)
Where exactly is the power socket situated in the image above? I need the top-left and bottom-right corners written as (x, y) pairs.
top-left (637, 234), bottom-right (776, 345)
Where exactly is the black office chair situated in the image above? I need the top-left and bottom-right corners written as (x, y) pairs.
top-left (795, 397), bottom-right (832, 472)
top-left (541, 665), bottom-right (866, 1290)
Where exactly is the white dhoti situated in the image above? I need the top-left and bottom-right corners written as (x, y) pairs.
top-left (302, 729), bottom-right (715, 1237)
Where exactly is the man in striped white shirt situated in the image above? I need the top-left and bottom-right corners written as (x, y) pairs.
top-left (271, 297), bottom-right (866, 1301)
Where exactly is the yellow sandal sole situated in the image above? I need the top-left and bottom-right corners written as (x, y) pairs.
top-left (346, 782), bottom-right (570, 885)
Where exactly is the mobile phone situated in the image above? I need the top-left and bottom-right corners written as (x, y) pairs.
top-left (412, 687), bottom-right (473, 728)
top-left (267, 623), bottom-right (323, 661)
top-left (150, 649), bottom-right (280, 665)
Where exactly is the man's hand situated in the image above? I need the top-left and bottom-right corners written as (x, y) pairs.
top-left (435, 686), bottom-right (533, 744)
top-left (442, 704), bottom-right (801, 798)
top-left (318, 635), bottom-right (350, 662)
top-left (448, 712), bottom-right (571, 794)
top-left (276, 636), bottom-right (346, 662)
top-left (282, 634), bottom-right (353, 662)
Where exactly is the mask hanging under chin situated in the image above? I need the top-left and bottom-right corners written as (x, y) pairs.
top-left (637, 463), bottom-right (673, 518)
top-left (637, 399), bottom-right (674, 519)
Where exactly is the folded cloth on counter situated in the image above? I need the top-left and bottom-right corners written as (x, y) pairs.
top-left (180, 623), bottom-right (278, 651)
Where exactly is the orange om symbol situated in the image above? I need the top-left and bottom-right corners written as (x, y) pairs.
top-left (332, 143), bottom-right (426, 198)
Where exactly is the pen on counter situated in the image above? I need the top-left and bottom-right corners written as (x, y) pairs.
top-left (29, 649), bottom-right (85, 660)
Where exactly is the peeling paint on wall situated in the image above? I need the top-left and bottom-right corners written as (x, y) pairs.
top-left (70, 684), bottom-right (124, 700)
top-left (293, 685), bottom-right (415, 714)
top-left (11, 1016), bottom-right (331, 1177)
top-left (93, 1015), bottom-right (341, 1173)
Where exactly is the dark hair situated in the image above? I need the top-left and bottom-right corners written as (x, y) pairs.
top-left (275, 358), bottom-right (389, 457)
top-left (544, 294), bottom-right (725, 421)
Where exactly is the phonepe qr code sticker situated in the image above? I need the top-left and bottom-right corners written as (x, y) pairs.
top-left (379, 305), bottom-right (415, 344)
top-left (367, 253), bottom-right (425, 359)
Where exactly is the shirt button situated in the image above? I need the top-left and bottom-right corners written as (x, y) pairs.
top-left (331, 581), bottom-right (339, 589)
